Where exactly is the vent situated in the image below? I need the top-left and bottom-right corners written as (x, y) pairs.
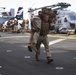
top-left (70, 23), bottom-right (75, 29)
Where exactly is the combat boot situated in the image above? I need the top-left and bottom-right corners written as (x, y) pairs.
top-left (28, 45), bottom-right (32, 52)
top-left (47, 57), bottom-right (54, 64)
top-left (28, 43), bottom-right (33, 52)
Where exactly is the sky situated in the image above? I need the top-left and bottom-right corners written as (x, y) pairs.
top-left (0, 0), bottom-right (76, 19)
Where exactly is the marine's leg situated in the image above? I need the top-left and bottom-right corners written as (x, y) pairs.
top-left (31, 32), bottom-right (40, 52)
top-left (35, 36), bottom-right (41, 61)
top-left (42, 35), bottom-right (53, 64)
top-left (28, 31), bottom-right (34, 52)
